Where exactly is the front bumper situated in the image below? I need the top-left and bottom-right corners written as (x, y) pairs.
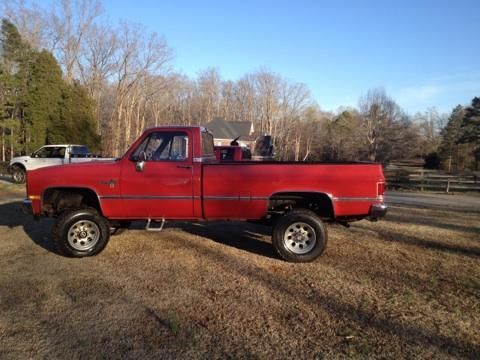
top-left (369, 203), bottom-right (387, 220)
top-left (21, 199), bottom-right (33, 216)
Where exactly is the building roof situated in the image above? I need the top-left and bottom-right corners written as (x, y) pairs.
top-left (205, 118), bottom-right (253, 140)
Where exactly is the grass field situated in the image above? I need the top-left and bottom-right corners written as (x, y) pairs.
top-left (0, 186), bottom-right (479, 358)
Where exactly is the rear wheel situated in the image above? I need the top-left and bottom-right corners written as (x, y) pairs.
top-left (11, 165), bottom-right (26, 184)
top-left (272, 209), bottom-right (327, 262)
top-left (52, 208), bottom-right (110, 257)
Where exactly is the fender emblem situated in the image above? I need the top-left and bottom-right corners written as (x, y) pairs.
top-left (99, 179), bottom-right (117, 188)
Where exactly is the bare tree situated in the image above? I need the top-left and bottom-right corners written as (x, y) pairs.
top-left (413, 107), bottom-right (444, 156)
top-left (106, 21), bottom-right (172, 155)
top-left (254, 69), bottom-right (282, 135)
top-left (234, 74), bottom-right (258, 124)
top-left (359, 88), bottom-right (401, 161)
top-left (2, 0), bottom-right (52, 50)
top-left (49, 0), bottom-right (103, 83)
top-left (196, 68), bottom-right (221, 123)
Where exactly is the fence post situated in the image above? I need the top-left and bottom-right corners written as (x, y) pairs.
top-left (420, 170), bottom-right (424, 192)
top-left (446, 179), bottom-right (450, 193)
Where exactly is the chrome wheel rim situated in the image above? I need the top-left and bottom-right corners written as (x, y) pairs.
top-left (283, 222), bottom-right (316, 254)
top-left (13, 170), bottom-right (25, 183)
top-left (67, 220), bottom-right (100, 251)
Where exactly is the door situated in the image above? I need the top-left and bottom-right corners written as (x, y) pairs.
top-left (120, 130), bottom-right (194, 219)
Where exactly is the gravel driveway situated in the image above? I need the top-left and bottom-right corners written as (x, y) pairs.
top-left (386, 191), bottom-right (480, 212)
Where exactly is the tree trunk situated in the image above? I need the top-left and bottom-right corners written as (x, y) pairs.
top-left (1, 124), bottom-right (5, 162)
top-left (10, 127), bottom-right (14, 160)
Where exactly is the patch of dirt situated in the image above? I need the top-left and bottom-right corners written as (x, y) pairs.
top-left (0, 199), bottom-right (479, 358)
top-left (0, 181), bottom-right (25, 199)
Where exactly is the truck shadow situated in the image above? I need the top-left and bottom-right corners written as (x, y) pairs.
top-left (0, 201), bottom-right (277, 259)
top-left (0, 201), bottom-right (58, 254)
top-left (171, 221), bottom-right (278, 260)
top-left (0, 175), bottom-right (14, 183)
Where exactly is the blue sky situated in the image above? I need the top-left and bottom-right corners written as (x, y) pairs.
top-left (101, 0), bottom-right (479, 114)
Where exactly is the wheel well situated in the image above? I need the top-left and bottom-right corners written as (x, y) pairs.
top-left (10, 163), bottom-right (26, 171)
top-left (42, 187), bottom-right (102, 216)
top-left (268, 192), bottom-right (335, 220)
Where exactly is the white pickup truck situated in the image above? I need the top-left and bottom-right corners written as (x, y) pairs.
top-left (8, 144), bottom-right (109, 183)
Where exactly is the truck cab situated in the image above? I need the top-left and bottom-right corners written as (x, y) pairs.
top-left (9, 144), bottom-right (102, 183)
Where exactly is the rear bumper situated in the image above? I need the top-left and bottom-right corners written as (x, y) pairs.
top-left (369, 203), bottom-right (387, 220)
top-left (21, 199), bottom-right (33, 216)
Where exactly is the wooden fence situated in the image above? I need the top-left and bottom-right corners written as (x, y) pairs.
top-left (385, 161), bottom-right (480, 193)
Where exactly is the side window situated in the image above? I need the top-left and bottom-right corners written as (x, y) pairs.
top-left (71, 146), bottom-right (89, 158)
top-left (51, 147), bottom-right (65, 158)
top-left (34, 147), bottom-right (65, 158)
top-left (132, 132), bottom-right (189, 161)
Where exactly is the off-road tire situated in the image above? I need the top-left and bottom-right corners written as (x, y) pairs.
top-left (11, 165), bottom-right (26, 184)
top-left (52, 208), bottom-right (110, 257)
top-left (272, 209), bottom-right (328, 262)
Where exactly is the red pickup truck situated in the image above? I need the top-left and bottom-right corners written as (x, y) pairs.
top-left (23, 126), bottom-right (387, 262)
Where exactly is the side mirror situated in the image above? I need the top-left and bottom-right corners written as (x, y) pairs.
top-left (135, 151), bottom-right (146, 172)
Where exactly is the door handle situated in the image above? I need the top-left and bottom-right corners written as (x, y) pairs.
top-left (177, 165), bottom-right (192, 169)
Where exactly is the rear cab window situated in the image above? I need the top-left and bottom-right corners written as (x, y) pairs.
top-left (201, 131), bottom-right (215, 157)
top-left (70, 146), bottom-right (91, 158)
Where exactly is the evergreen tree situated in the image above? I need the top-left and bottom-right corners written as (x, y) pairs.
top-left (459, 97), bottom-right (480, 144)
top-left (1, 19), bottom-right (34, 155)
top-left (0, 19), bottom-right (30, 65)
top-left (438, 106), bottom-right (464, 171)
top-left (24, 50), bottom-right (63, 151)
top-left (458, 97), bottom-right (480, 170)
top-left (50, 81), bottom-right (100, 152)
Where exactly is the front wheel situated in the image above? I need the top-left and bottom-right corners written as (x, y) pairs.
top-left (11, 165), bottom-right (26, 184)
top-left (52, 208), bottom-right (110, 257)
top-left (272, 209), bottom-right (328, 262)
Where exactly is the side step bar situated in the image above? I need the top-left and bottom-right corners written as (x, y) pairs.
top-left (145, 218), bottom-right (165, 231)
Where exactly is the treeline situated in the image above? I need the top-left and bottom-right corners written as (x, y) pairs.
top-left (1, 0), bottom-right (479, 170)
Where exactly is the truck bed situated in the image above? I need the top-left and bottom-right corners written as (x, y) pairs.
top-left (201, 162), bottom-right (385, 219)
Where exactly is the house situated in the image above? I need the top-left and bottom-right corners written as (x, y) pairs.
top-left (205, 118), bottom-right (255, 148)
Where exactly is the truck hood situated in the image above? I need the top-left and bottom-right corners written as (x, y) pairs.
top-left (9, 156), bottom-right (31, 166)
top-left (27, 159), bottom-right (122, 197)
